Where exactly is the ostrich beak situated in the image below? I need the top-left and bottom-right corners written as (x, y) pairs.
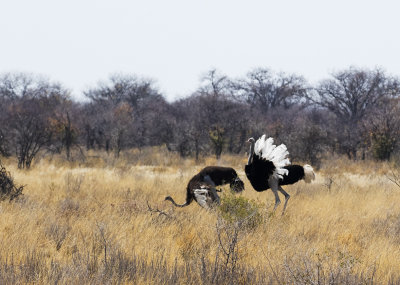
top-left (246, 137), bottom-right (254, 143)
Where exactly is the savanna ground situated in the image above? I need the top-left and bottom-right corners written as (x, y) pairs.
top-left (1, 147), bottom-right (400, 284)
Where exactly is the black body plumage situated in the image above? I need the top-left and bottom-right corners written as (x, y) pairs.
top-left (280, 165), bottom-right (305, 186)
top-left (245, 153), bottom-right (305, 192)
top-left (245, 154), bottom-right (275, 191)
top-left (197, 166), bottom-right (239, 186)
top-left (165, 166), bottom-right (244, 208)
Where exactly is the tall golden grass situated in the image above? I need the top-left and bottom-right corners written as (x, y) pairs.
top-left (0, 147), bottom-right (399, 284)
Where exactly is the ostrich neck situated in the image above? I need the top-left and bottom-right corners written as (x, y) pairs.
top-left (247, 141), bottom-right (255, 165)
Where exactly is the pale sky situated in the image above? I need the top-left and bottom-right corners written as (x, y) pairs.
top-left (1, 0), bottom-right (399, 101)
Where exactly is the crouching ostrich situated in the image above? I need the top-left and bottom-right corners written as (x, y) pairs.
top-left (245, 135), bottom-right (315, 214)
top-left (165, 166), bottom-right (245, 209)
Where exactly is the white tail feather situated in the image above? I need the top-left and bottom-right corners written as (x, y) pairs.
top-left (303, 164), bottom-right (315, 183)
top-left (254, 135), bottom-right (290, 179)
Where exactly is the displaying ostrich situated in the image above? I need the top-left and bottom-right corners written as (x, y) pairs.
top-left (245, 135), bottom-right (315, 214)
top-left (165, 166), bottom-right (245, 209)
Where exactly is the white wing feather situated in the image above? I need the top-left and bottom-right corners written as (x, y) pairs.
top-left (194, 186), bottom-right (220, 209)
top-left (254, 135), bottom-right (290, 179)
top-left (194, 189), bottom-right (210, 209)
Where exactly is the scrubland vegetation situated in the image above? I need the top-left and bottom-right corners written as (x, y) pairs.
top-left (0, 150), bottom-right (399, 284)
top-left (1, 65), bottom-right (400, 283)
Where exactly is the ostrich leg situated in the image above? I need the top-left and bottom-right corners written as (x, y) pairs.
top-left (203, 175), bottom-right (220, 205)
top-left (204, 174), bottom-right (223, 193)
top-left (278, 186), bottom-right (290, 215)
top-left (271, 188), bottom-right (281, 211)
top-left (269, 177), bottom-right (281, 211)
top-left (203, 175), bottom-right (216, 187)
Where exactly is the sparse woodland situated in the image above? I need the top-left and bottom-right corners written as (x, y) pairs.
top-left (1, 67), bottom-right (400, 284)
top-left (1, 67), bottom-right (399, 166)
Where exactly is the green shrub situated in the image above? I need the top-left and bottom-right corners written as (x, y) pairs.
top-left (218, 194), bottom-right (263, 229)
top-left (370, 131), bottom-right (396, 161)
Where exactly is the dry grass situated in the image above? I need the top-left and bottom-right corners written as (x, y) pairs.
top-left (0, 149), bottom-right (399, 284)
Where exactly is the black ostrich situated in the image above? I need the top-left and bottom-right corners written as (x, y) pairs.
top-left (245, 135), bottom-right (315, 214)
top-left (165, 166), bottom-right (244, 209)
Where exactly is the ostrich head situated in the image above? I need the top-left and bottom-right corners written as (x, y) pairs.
top-left (247, 137), bottom-right (256, 165)
top-left (230, 176), bottom-right (245, 193)
top-left (247, 137), bottom-right (255, 144)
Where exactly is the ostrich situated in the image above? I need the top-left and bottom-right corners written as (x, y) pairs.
top-left (245, 135), bottom-right (315, 214)
top-left (165, 166), bottom-right (245, 209)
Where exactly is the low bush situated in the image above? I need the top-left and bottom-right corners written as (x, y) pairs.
top-left (218, 194), bottom-right (263, 230)
top-left (0, 161), bottom-right (24, 201)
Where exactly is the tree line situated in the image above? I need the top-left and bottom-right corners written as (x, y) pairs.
top-left (0, 67), bottom-right (399, 168)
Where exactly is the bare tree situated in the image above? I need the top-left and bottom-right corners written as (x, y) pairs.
top-left (79, 102), bottom-right (107, 151)
top-left (110, 103), bottom-right (133, 157)
top-left (171, 97), bottom-right (208, 160)
top-left (0, 72), bottom-right (37, 99)
top-left (8, 99), bottom-right (51, 168)
top-left (169, 69), bottom-right (258, 159)
top-left (312, 67), bottom-right (400, 159)
top-left (85, 74), bottom-right (160, 107)
top-left (0, 95), bottom-right (10, 156)
top-left (49, 100), bottom-right (83, 160)
top-left (233, 68), bottom-right (308, 111)
top-left (198, 69), bottom-right (230, 97)
top-left (0, 73), bottom-right (69, 168)
top-left (366, 97), bottom-right (400, 160)
top-left (0, 130), bottom-right (8, 157)
top-left (84, 74), bottom-right (172, 152)
top-left (196, 70), bottom-right (249, 159)
top-left (281, 108), bottom-right (329, 167)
